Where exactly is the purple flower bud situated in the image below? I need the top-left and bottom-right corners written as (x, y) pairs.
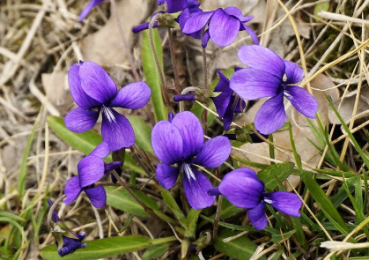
top-left (78, 0), bottom-right (105, 22)
top-left (173, 93), bottom-right (196, 102)
top-left (132, 21), bottom-right (159, 33)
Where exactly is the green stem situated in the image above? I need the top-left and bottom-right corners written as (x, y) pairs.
top-left (268, 134), bottom-right (275, 165)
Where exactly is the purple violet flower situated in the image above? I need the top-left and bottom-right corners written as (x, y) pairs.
top-left (208, 168), bottom-right (302, 230)
top-left (64, 61), bottom-right (151, 151)
top-left (211, 70), bottom-right (246, 130)
top-left (47, 199), bottom-right (87, 257)
top-left (230, 45), bottom-right (318, 135)
top-left (78, 0), bottom-right (105, 22)
top-left (151, 111), bottom-right (231, 209)
top-left (182, 7), bottom-right (258, 47)
top-left (158, 0), bottom-right (199, 13)
top-left (64, 142), bottom-right (122, 208)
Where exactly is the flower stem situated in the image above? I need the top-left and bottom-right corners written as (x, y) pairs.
top-left (213, 195), bottom-right (223, 240)
top-left (167, 28), bottom-right (181, 89)
top-left (149, 15), bottom-right (172, 112)
top-left (110, 0), bottom-right (139, 82)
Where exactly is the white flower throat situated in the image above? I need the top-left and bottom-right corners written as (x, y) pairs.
top-left (182, 163), bottom-right (196, 182)
top-left (102, 106), bottom-right (116, 123)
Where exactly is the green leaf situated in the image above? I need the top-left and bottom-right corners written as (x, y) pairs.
top-left (142, 28), bottom-right (167, 121)
top-left (200, 215), bottom-right (254, 232)
top-left (142, 244), bottom-right (169, 260)
top-left (214, 230), bottom-right (265, 260)
top-left (258, 162), bottom-right (294, 190)
top-left (314, 1), bottom-right (329, 16)
top-left (105, 186), bottom-right (157, 217)
top-left (40, 236), bottom-right (151, 260)
top-left (161, 188), bottom-right (187, 227)
top-left (127, 116), bottom-right (153, 154)
top-left (47, 116), bottom-right (145, 175)
top-left (217, 198), bottom-right (245, 220)
top-left (185, 209), bottom-right (201, 238)
top-left (18, 118), bottom-right (38, 199)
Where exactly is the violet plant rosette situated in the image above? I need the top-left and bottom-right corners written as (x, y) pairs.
top-left (78, 0), bottom-right (105, 22)
top-left (64, 61), bottom-right (151, 151)
top-left (211, 70), bottom-right (246, 130)
top-left (208, 168), bottom-right (302, 230)
top-left (230, 45), bottom-right (318, 135)
top-left (182, 6), bottom-right (259, 47)
top-left (48, 199), bottom-right (87, 256)
top-left (64, 142), bottom-right (122, 208)
top-left (151, 111), bottom-right (231, 209)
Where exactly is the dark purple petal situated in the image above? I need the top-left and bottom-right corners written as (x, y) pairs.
top-left (211, 71), bottom-right (232, 118)
top-left (183, 167), bottom-right (215, 210)
top-left (230, 68), bottom-right (281, 100)
top-left (156, 163), bottom-right (180, 189)
top-left (132, 21), bottom-right (158, 33)
top-left (110, 82), bottom-right (151, 109)
top-left (64, 176), bottom-right (82, 205)
top-left (84, 185), bottom-right (106, 208)
top-left (78, 0), bottom-right (105, 22)
top-left (240, 24), bottom-right (259, 45)
top-left (284, 60), bottom-right (304, 84)
top-left (105, 161), bottom-right (122, 173)
top-left (151, 121), bottom-right (183, 165)
top-left (101, 109), bottom-right (135, 151)
top-left (209, 9), bottom-right (240, 47)
top-left (173, 93), bottom-right (196, 102)
top-left (64, 107), bottom-right (99, 133)
top-left (78, 156), bottom-right (105, 188)
top-left (68, 63), bottom-right (101, 109)
top-left (201, 29), bottom-right (211, 48)
top-left (47, 199), bottom-right (61, 223)
top-left (264, 191), bottom-right (302, 217)
top-left (208, 187), bottom-right (221, 196)
top-left (254, 92), bottom-right (286, 135)
top-left (186, 0), bottom-right (200, 8)
top-left (157, 0), bottom-right (165, 4)
top-left (219, 168), bottom-right (264, 209)
top-left (284, 86), bottom-right (318, 118)
top-left (89, 142), bottom-right (110, 158)
top-left (224, 7), bottom-right (253, 22)
top-left (237, 45), bottom-right (285, 78)
top-left (182, 11), bottom-right (214, 34)
top-left (223, 107), bottom-right (234, 130)
top-left (233, 97), bottom-right (246, 113)
top-left (172, 111), bottom-right (204, 159)
top-left (79, 61), bottom-right (117, 104)
top-left (166, 0), bottom-right (187, 13)
top-left (248, 202), bottom-right (267, 230)
top-left (193, 136), bottom-right (231, 168)
top-left (58, 236), bottom-right (86, 257)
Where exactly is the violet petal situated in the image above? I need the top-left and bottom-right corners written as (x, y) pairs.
top-left (211, 71), bottom-right (232, 118)
top-left (64, 107), bottom-right (99, 133)
top-left (183, 167), bottom-right (215, 210)
top-left (68, 63), bottom-right (101, 109)
top-left (209, 9), bottom-right (240, 47)
top-left (264, 191), bottom-right (302, 217)
top-left (201, 29), bottom-right (211, 48)
top-left (79, 61), bottom-right (117, 104)
top-left (248, 202), bottom-right (267, 230)
top-left (110, 82), bottom-right (151, 109)
top-left (240, 24), bottom-right (259, 45)
top-left (84, 185), bottom-right (106, 208)
top-left (156, 163), bottom-right (180, 189)
top-left (237, 45), bottom-right (285, 78)
top-left (172, 111), bottom-right (204, 159)
top-left (151, 121), bottom-right (183, 165)
top-left (78, 0), bottom-right (105, 22)
top-left (58, 236), bottom-right (86, 257)
top-left (104, 161), bottom-right (122, 173)
top-left (219, 168), bottom-right (264, 209)
top-left (193, 136), bottom-right (231, 168)
top-left (64, 176), bottom-right (82, 205)
top-left (166, 0), bottom-right (187, 13)
top-left (254, 92), bottom-right (286, 135)
top-left (222, 104), bottom-right (234, 130)
top-left (284, 86), bottom-right (318, 118)
top-left (230, 68), bottom-right (281, 100)
top-left (182, 11), bottom-right (213, 34)
top-left (89, 141), bottom-right (110, 158)
top-left (78, 156), bottom-right (105, 188)
top-left (224, 7), bottom-right (253, 22)
top-left (284, 60), bottom-right (304, 84)
top-left (101, 109), bottom-right (135, 151)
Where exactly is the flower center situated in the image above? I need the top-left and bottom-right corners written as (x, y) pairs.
top-left (102, 106), bottom-right (116, 123)
top-left (182, 163), bottom-right (196, 182)
top-left (264, 198), bottom-right (273, 204)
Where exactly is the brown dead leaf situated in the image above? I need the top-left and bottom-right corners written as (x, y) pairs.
top-left (81, 0), bottom-right (145, 66)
